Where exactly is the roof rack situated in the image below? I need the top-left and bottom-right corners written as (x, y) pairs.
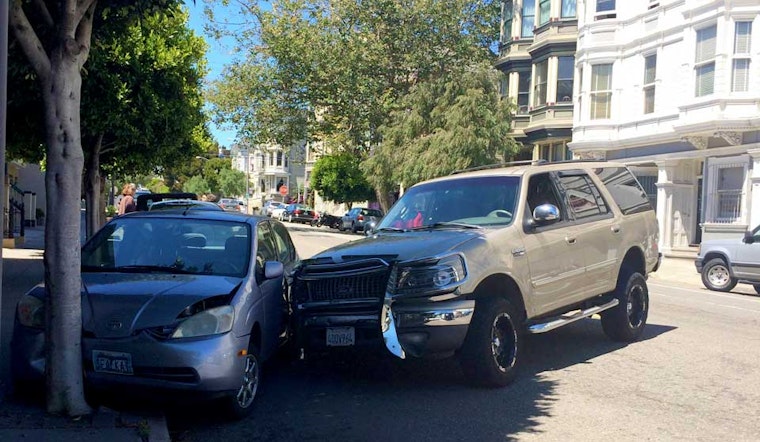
top-left (450, 158), bottom-right (607, 175)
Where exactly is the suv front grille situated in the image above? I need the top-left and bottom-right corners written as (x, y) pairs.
top-left (295, 258), bottom-right (391, 304)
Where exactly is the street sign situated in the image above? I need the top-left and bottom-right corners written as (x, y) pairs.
top-left (279, 185), bottom-right (288, 196)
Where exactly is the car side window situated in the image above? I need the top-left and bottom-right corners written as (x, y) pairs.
top-left (557, 171), bottom-right (610, 221)
top-left (256, 223), bottom-right (278, 279)
top-left (270, 222), bottom-right (296, 263)
top-left (526, 173), bottom-right (564, 219)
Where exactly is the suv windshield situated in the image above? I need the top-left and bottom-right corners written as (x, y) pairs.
top-left (377, 175), bottom-right (520, 229)
top-left (82, 217), bottom-right (251, 277)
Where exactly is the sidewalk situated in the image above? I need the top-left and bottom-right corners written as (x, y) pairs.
top-left (1, 226), bottom-right (170, 442)
top-left (649, 256), bottom-right (702, 288)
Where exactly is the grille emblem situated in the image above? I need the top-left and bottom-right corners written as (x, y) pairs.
top-left (336, 284), bottom-right (353, 298)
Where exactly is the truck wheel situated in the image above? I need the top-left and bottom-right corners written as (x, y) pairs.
top-left (601, 269), bottom-right (648, 342)
top-left (701, 258), bottom-right (737, 292)
top-left (460, 298), bottom-right (522, 387)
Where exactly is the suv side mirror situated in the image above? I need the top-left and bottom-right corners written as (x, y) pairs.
top-left (743, 231), bottom-right (755, 244)
top-left (532, 204), bottom-right (560, 225)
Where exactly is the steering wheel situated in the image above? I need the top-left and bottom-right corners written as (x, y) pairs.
top-left (487, 210), bottom-right (513, 218)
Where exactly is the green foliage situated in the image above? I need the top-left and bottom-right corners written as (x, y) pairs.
top-left (201, 157), bottom-right (233, 194)
top-left (219, 168), bottom-right (247, 198)
top-left (204, 0), bottom-right (501, 153)
top-left (363, 63), bottom-right (518, 190)
top-left (105, 205), bottom-right (118, 217)
top-left (310, 154), bottom-right (375, 205)
top-left (182, 175), bottom-right (211, 195)
top-left (147, 178), bottom-right (170, 194)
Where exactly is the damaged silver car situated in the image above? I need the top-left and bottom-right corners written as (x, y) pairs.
top-left (12, 210), bottom-right (298, 418)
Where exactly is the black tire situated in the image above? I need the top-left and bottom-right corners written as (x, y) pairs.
top-left (224, 343), bottom-right (261, 420)
top-left (459, 298), bottom-right (523, 388)
top-left (351, 222), bottom-right (358, 233)
top-left (701, 258), bottom-right (737, 292)
top-left (601, 270), bottom-right (649, 342)
top-left (753, 284), bottom-right (760, 295)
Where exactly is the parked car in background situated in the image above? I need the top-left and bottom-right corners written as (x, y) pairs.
top-left (340, 207), bottom-right (384, 233)
top-left (283, 204), bottom-right (316, 224)
top-left (148, 200), bottom-right (223, 212)
top-left (696, 225), bottom-right (760, 293)
top-left (12, 211), bottom-right (299, 418)
top-left (219, 198), bottom-right (245, 212)
top-left (263, 200), bottom-right (286, 217)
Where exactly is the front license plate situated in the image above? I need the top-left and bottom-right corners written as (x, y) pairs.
top-left (92, 350), bottom-right (134, 375)
top-left (326, 327), bottom-right (355, 347)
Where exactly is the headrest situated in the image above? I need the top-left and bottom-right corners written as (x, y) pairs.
top-left (181, 233), bottom-right (206, 248)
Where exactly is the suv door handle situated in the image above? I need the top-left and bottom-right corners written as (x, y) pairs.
top-left (611, 225), bottom-right (621, 234)
top-left (565, 236), bottom-right (577, 245)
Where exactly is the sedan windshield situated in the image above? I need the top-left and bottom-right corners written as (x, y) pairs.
top-left (377, 176), bottom-right (520, 230)
top-left (82, 217), bottom-right (251, 277)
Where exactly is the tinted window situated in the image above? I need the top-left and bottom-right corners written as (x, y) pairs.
top-left (256, 223), bottom-right (278, 279)
top-left (558, 172), bottom-right (609, 220)
top-left (593, 167), bottom-right (653, 215)
top-left (271, 222), bottom-right (296, 262)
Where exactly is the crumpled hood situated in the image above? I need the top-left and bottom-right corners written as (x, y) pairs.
top-left (81, 273), bottom-right (241, 338)
top-left (306, 229), bottom-right (484, 264)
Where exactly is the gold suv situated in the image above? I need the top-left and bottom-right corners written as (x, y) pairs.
top-left (292, 160), bottom-right (660, 387)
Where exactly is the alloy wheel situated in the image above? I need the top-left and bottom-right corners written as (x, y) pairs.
top-left (491, 313), bottom-right (517, 373)
top-left (236, 354), bottom-right (259, 409)
top-left (707, 264), bottom-right (731, 288)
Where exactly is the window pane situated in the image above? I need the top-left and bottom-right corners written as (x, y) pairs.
top-left (732, 59), bottom-right (750, 92)
top-left (735, 22), bottom-right (752, 54)
top-left (696, 26), bottom-right (717, 62)
top-left (644, 86), bottom-right (655, 114)
top-left (522, 2), bottom-right (535, 37)
top-left (592, 64), bottom-right (612, 90)
top-left (594, 167), bottom-right (653, 215)
top-left (644, 55), bottom-right (657, 84)
top-left (534, 60), bottom-right (548, 107)
top-left (591, 92), bottom-right (611, 119)
top-left (597, 0), bottom-right (615, 12)
top-left (557, 56), bottom-right (574, 102)
top-left (518, 71), bottom-right (530, 113)
top-left (562, 0), bottom-right (576, 18)
top-left (503, 1), bottom-right (513, 41)
top-left (539, 0), bottom-right (551, 26)
top-left (552, 144), bottom-right (565, 162)
top-left (695, 62), bottom-right (715, 96)
top-left (558, 174), bottom-right (609, 219)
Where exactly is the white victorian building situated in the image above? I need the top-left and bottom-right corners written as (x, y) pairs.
top-left (231, 143), bottom-right (307, 208)
top-left (569, 0), bottom-right (760, 256)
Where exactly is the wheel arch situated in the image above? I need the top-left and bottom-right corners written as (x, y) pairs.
top-left (249, 322), bottom-right (262, 352)
top-left (471, 273), bottom-right (527, 322)
top-left (618, 247), bottom-right (646, 279)
top-left (702, 251), bottom-right (732, 268)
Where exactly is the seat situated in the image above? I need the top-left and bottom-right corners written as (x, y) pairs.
top-left (224, 236), bottom-right (251, 272)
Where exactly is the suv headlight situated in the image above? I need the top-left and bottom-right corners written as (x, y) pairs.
top-left (171, 305), bottom-right (234, 339)
top-left (391, 254), bottom-right (467, 296)
top-left (17, 294), bottom-right (45, 329)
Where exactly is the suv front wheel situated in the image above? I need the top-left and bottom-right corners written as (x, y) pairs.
top-left (601, 269), bottom-right (649, 342)
top-left (701, 258), bottom-right (737, 292)
top-left (460, 298), bottom-right (523, 387)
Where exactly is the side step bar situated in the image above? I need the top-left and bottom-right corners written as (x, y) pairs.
top-left (527, 299), bottom-right (619, 334)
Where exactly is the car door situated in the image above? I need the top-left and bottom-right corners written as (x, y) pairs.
top-left (521, 172), bottom-right (587, 315)
top-left (556, 169), bottom-right (618, 300)
top-left (270, 221), bottom-right (299, 343)
top-left (732, 225), bottom-right (760, 280)
top-left (255, 222), bottom-right (282, 359)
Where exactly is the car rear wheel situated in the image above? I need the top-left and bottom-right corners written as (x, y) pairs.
top-left (753, 284), bottom-right (760, 295)
top-left (460, 298), bottom-right (522, 388)
top-left (701, 258), bottom-right (737, 292)
top-left (351, 222), bottom-right (358, 233)
top-left (601, 269), bottom-right (648, 342)
top-left (225, 343), bottom-right (261, 420)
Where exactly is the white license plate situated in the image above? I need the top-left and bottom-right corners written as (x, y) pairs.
top-left (92, 350), bottom-right (134, 375)
top-left (326, 327), bottom-right (355, 346)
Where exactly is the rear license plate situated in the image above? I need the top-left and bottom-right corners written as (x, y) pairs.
top-left (326, 327), bottom-right (355, 346)
top-left (92, 350), bottom-right (134, 375)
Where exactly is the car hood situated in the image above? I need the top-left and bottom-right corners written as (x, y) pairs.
top-left (305, 229), bottom-right (484, 264)
top-left (81, 273), bottom-right (241, 338)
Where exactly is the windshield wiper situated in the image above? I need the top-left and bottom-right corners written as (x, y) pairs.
top-left (376, 227), bottom-right (405, 232)
top-left (410, 222), bottom-right (482, 230)
top-left (110, 265), bottom-right (193, 274)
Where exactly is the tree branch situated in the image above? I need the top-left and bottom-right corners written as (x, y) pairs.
top-left (9, 0), bottom-right (52, 83)
top-left (74, 0), bottom-right (98, 66)
top-left (74, 0), bottom-right (97, 30)
top-left (32, 0), bottom-right (55, 28)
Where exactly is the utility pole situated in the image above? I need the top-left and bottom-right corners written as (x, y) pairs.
top-left (0, 0), bottom-right (9, 388)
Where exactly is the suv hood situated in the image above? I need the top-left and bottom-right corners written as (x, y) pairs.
top-left (306, 230), bottom-right (484, 264)
top-left (81, 273), bottom-right (241, 338)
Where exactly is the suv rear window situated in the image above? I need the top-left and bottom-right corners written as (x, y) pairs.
top-left (593, 167), bottom-right (653, 215)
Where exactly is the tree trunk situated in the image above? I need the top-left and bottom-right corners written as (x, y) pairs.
top-left (83, 134), bottom-right (102, 240)
top-left (375, 187), bottom-right (393, 214)
top-left (41, 40), bottom-right (90, 418)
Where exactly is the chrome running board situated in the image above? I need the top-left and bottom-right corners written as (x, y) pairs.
top-left (527, 299), bottom-right (619, 334)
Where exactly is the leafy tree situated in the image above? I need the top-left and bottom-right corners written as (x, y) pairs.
top-left (218, 168), bottom-right (247, 198)
top-left (182, 175), bottom-right (211, 195)
top-left (8, 0), bottom-right (186, 416)
top-left (364, 63), bottom-right (519, 194)
top-left (310, 154), bottom-right (375, 207)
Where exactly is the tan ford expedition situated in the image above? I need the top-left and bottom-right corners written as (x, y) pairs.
top-left (292, 161), bottom-right (660, 386)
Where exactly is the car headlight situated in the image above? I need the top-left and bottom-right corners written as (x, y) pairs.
top-left (391, 254), bottom-right (467, 296)
top-left (171, 305), bottom-right (234, 339)
top-left (17, 294), bottom-right (45, 329)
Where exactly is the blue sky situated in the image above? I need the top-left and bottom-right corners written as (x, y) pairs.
top-left (184, 1), bottom-right (238, 148)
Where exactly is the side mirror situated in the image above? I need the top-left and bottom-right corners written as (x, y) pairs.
top-left (264, 261), bottom-right (284, 279)
top-left (532, 204), bottom-right (560, 224)
top-left (743, 231), bottom-right (755, 244)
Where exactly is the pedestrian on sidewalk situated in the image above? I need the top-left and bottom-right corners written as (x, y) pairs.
top-left (117, 183), bottom-right (137, 215)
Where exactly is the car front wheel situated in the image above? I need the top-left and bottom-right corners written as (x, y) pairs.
top-left (460, 298), bottom-right (522, 388)
top-left (601, 269), bottom-right (648, 342)
top-left (225, 343), bottom-right (261, 419)
top-left (701, 258), bottom-right (737, 292)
